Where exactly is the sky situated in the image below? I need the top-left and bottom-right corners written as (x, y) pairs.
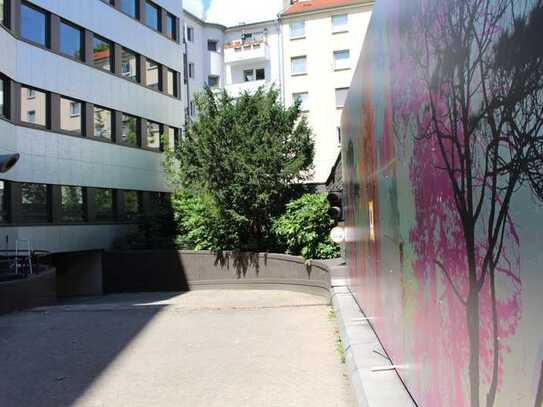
top-left (183, 0), bottom-right (284, 27)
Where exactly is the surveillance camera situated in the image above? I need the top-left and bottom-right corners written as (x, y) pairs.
top-left (0, 153), bottom-right (20, 173)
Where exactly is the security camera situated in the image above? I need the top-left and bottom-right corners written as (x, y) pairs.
top-left (0, 153), bottom-right (20, 173)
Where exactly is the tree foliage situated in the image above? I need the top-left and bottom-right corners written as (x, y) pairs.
top-left (166, 86), bottom-right (314, 251)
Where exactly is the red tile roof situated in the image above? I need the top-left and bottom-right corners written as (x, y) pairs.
top-left (282, 0), bottom-right (369, 16)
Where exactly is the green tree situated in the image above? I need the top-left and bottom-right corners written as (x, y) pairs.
top-left (166, 86), bottom-right (314, 251)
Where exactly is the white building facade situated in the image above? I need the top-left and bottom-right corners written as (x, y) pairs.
top-left (0, 0), bottom-right (184, 253)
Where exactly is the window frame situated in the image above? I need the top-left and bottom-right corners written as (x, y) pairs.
top-left (20, 1), bottom-right (50, 48)
top-left (121, 47), bottom-right (140, 83)
top-left (166, 13), bottom-right (177, 41)
top-left (145, 58), bottom-right (162, 91)
top-left (333, 49), bottom-right (351, 70)
top-left (0, 75), bottom-right (7, 119)
top-left (144, 120), bottom-right (162, 151)
top-left (331, 14), bottom-right (349, 33)
top-left (59, 19), bottom-right (83, 61)
top-left (335, 87), bottom-right (349, 108)
top-left (293, 92), bottom-right (309, 112)
top-left (207, 40), bottom-right (218, 52)
top-left (0, 179), bottom-right (9, 224)
top-left (59, 96), bottom-right (83, 136)
top-left (60, 185), bottom-right (86, 223)
top-left (20, 85), bottom-right (48, 128)
top-left (144, 0), bottom-right (160, 31)
top-left (120, 113), bottom-right (140, 147)
top-left (119, 0), bottom-right (138, 19)
top-left (291, 56), bottom-right (307, 76)
top-left (207, 75), bottom-right (219, 88)
top-left (92, 34), bottom-right (114, 73)
top-left (289, 20), bottom-right (305, 39)
top-left (20, 182), bottom-right (51, 224)
top-left (92, 105), bottom-right (114, 142)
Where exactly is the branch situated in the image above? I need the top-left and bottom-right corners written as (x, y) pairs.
top-left (436, 260), bottom-right (468, 306)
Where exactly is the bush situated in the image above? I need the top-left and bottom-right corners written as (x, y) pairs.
top-left (272, 193), bottom-right (341, 259)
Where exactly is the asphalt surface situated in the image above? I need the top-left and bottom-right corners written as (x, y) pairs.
top-left (0, 289), bottom-right (355, 407)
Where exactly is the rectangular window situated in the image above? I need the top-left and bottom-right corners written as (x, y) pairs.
top-left (0, 0), bottom-right (6, 27)
top-left (0, 180), bottom-right (8, 223)
top-left (20, 86), bottom-right (47, 127)
top-left (27, 88), bottom-right (35, 98)
top-left (121, 113), bottom-right (139, 146)
top-left (186, 26), bottom-right (194, 42)
top-left (93, 35), bottom-right (113, 72)
top-left (188, 63), bottom-right (194, 79)
top-left (145, 121), bottom-right (161, 149)
top-left (166, 69), bottom-right (177, 97)
top-left (21, 183), bottom-right (49, 224)
top-left (208, 40), bottom-right (218, 52)
top-left (20, 2), bottom-right (48, 47)
top-left (293, 92), bottom-right (309, 112)
top-left (334, 50), bottom-right (350, 70)
top-left (61, 186), bottom-right (85, 222)
top-left (166, 127), bottom-right (177, 149)
top-left (60, 97), bottom-right (81, 135)
top-left (95, 188), bottom-right (114, 222)
top-left (144, 0), bottom-right (159, 30)
top-left (208, 75), bottom-right (219, 87)
top-left (59, 20), bottom-right (82, 60)
top-left (94, 106), bottom-right (112, 140)
top-left (166, 13), bottom-right (176, 40)
top-left (120, 0), bottom-right (137, 18)
top-left (291, 56), bottom-right (307, 75)
top-left (190, 100), bottom-right (195, 116)
top-left (123, 191), bottom-right (140, 221)
top-left (332, 14), bottom-right (348, 32)
top-left (0, 77), bottom-right (5, 118)
top-left (335, 87), bottom-right (349, 108)
top-left (145, 59), bottom-right (160, 90)
top-left (243, 69), bottom-right (254, 82)
top-left (289, 20), bottom-right (305, 38)
top-left (256, 68), bottom-right (265, 80)
top-left (121, 48), bottom-right (138, 82)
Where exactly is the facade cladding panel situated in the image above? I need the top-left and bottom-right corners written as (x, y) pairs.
top-left (0, 0), bottom-right (184, 253)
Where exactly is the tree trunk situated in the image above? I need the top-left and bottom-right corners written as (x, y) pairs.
top-left (535, 361), bottom-right (543, 407)
top-left (486, 268), bottom-right (499, 407)
top-left (467, 285), bottom-right (481, 407)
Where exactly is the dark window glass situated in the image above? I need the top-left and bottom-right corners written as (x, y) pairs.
top-left (166, 69), bottom-right (177, 96)
top-left (186, 26), bottom-right (193, 42)
top-left (208, 76), bottom-right (219, 87)
top-left (60, 97), bottom-right (82, 135)
top-left (121, 114), bottom-right (138, 146)
top-left (120, 0), bottom-right (137, 18)
top-left (188, 63), bottom-right (194, 78)
top-left (59, 20), bottom-right (82, 60)
top-left (20, 2), bottom-right (48, 46)
top-left (256, 68), bottom-right (265, 80)
top-left (1, 0), bottom-right (6, 27)
top-left (243, 69), bottom-right (254, 82)
top-left (95, 189), bottom-right (114, 222)
top-left (0, 77), bottom-right (5, 118)
top-left (93, 35), bottom-right (112, 72)
top-left (94, 106), bottom-right (112, 140)
top-left (166, 14), bottom-right (176, 40)
top-left (121, 48), bottom-right (138, 82)
top-left (123, 191), bottom-right (139, 220)
top-left (20, 86), bottom-right (47, 127)
top-left (145, 121), bottom-right (161, 149)
top-left (0, 180), bottom-right (8, 223)
top-left (144, 1), bottom-right (159, 30)
top-left (61, 186), bottom-right (84, 222)
top-left (21, 183), bottom-right (49, 223)
top-left (145, 59), bottom-right (160, 90)
top-left (207, 40), bottom-right (217, 51)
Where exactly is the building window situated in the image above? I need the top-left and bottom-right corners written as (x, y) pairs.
top-left (332, 14), bottom-right (348, 32)
top-left (20, 2), bottom-right (48, 47)
top-left (289, 20), bottom-right (305, 39)
top-left (95, 188), bottom-right (114, 222)
top-left (121, 113), bottom-right (139, 146)
top-left (27, 88), bottom-right (35, 99)
top-left (166, 69), bottom-right (177, 97)
top-left (59, 20), bottom-right (82, 60)
top-left (188, 63), bottom-right (194, 79)
top-left (144, 0), bottom-right (159, 30)
top-left (123, 191), bottom-right (140, 221)
top-left (189, 100), bottom-right (195, 116)
top-left (166, 127), bottom-right (177, 150)
top-left (208, 40), bottom-right (218, 52)
top-left (20, 86), bottom-right (47, 127)
top-left (337, 126), bottom-right (342, 144)
top-left (94, 106), bottom-right (112, 140)
top-left (333, 50), bottom-right (350, 70)
top-left (0, 77), bottom-right (5, 118)
top-left (0, 0), bottom-right (6, 27)
top-left (186, 26), bottom-right (194, 42)
top-left (335, 87), bottom-right (349, 108)
top-left (60, 97), bottom-right (82, 135)
top-left (93, 35), bottom-right (113, 72)
top-left (120, 0), bottom-right (137, 18)
top-left (166, 13), bottom-right (176, 40)
top-left (293, 92), bottom-right (309, 112)
top-left (291, 56), bottom-right (307, 75)
top-left (121, 48), bottom-right (138, 82)
top-left (256, 68), bottom-right (265, 80)
top-left (145, 121), bottom-right (161, 149)
top-left (145, 59), bottom-right (160, 90)
top-left (61, 186), bottom-right (85, 222)
top-left (0, 180), bottom-right (8, 223)
top-left (21, 183), bottom-right (49, 224)
top-left (243, 68), bottom-right (265, 82)
top-left (208, 75), bottom-right (219, 88)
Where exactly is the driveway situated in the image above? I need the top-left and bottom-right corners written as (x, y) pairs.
top-left (0, 289), bottom-right (354, 407)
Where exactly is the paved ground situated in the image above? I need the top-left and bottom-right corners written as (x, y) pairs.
top-left (0, 289), bottom-right (354, 407)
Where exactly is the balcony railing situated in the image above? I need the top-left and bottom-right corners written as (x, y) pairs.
top-left (224, 80), bottom-right (274, 97)
top-left (224, 42), bottom-right (270, 65)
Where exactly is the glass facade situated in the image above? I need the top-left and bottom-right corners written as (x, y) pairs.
top-left (144, 1), bottom-right (159, 30)
top-left (21, 183), bottom-right (49, 223)
top-left (166, 69), bottom-right (176, 96)
top-left (93, 35), bottom-right (112, 72)
top-left (61, 186), bottom-right (84, 222)
top-left (0, 0), bottom-right (6, 26)
top-left (121, 113), bottom-right (138, 146)
top-left (20, 2), bottom-right (47, 46)
top-left (145, 121), bottom-right (161, 149)
top-left (94, 106), bottom-right (112, 140)
top-left (166, 13), bottom-right (176, 40)
top-left (95, 188), bottom-right (114, 222)
top-left (123, 191), bottom-right (139, 220)
top-left (121, 48), bottom-right (138, 82)
top-left (145, 59), bottom-right (160, 90)
top-left (0, 180), bottom-right (7, 223)
top-left (0, 77), bottom-right (4, 118)
top-left (20, 86), bottom-right (47, 126)
top-left (60, 97), bottom-right (81, 134)
top-left (120, 0), bottom-right (137, 18)
top-left (59, 20), bottom-right (82, 60)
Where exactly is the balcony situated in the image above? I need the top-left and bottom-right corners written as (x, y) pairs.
top-left (225, 80), bottom-right (274, 97)
top-left (224, 42), bottom-right (270, 65)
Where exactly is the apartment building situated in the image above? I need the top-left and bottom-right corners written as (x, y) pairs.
top-left (279, 0), bottom-right (373, 183)
top-left (0, 0), bottom-right (184, 253)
